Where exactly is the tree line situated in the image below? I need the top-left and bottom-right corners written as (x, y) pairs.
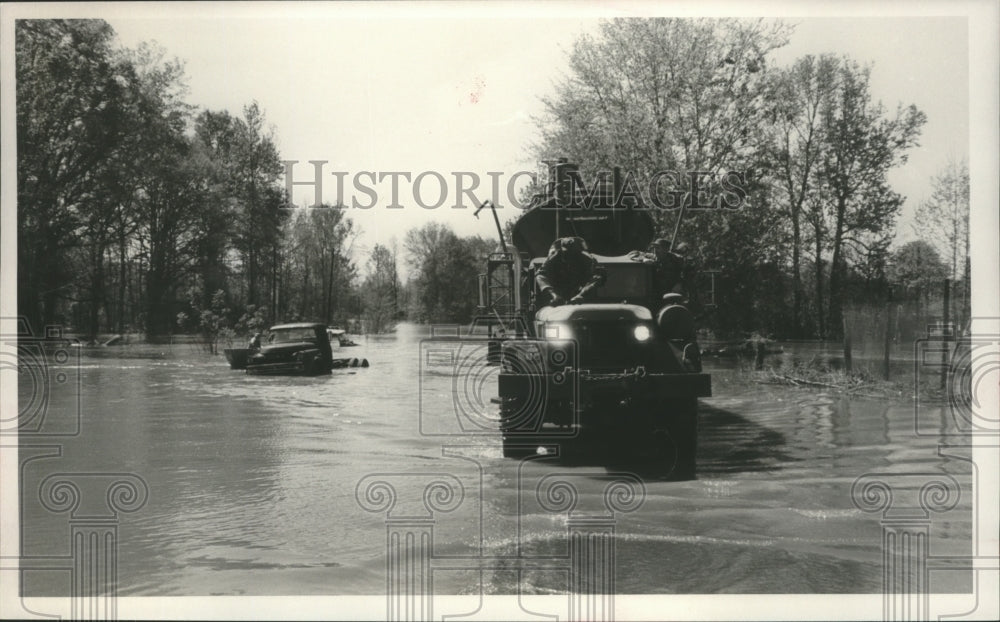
top-left (15, 19), bottom-right (494, 341)
top-left (16, 18), bottom-right (969, 343)
top-left (17, 20), bottom-right (288, 340)
top-left (16, 21), bottom-right (367, 341)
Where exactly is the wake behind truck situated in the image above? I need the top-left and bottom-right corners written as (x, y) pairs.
top-left (476, 160), bottom-right (711, 477)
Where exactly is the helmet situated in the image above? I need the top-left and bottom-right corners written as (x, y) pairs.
top-left (650, 238), bottom-right (670, 252)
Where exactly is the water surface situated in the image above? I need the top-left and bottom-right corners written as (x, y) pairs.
top-left (19, 325), bottom-right (972, 596)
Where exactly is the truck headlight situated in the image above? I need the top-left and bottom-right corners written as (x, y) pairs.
top-left (633, 325), bottom-right (652, 342)
top-left (544, 323), bottom-right (573, 341)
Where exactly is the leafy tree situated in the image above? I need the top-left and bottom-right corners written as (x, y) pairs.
top-left (16, 20), bottom-right (307, 342)
top-left (177, 289), bottom-right (230, 354)
top-left (194, 104), bottom-right (288, 317)
top-left (361, 244), bottom-right (400, 333)
top-left (888, 240), bottom-right (947, 314)
top-left (768, 54), bottom-right (839, 337)
top-left (815, 58), bottom-right (925, 336)
top-left (280, 206), bottom-right (357, 325)
top-left (532, 18), bottom-right (794, 334)
top-left (405, 223), bottom-right (493, 323)
top-left (17, 19), bottom-right (140, 329)
top-left (535, 18), bottom-right (791, 181)
top-left (16, 20), bottom-right (207, 338)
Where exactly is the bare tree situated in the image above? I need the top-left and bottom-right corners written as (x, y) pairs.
top-left (914, 160), bottom-right (969, 282)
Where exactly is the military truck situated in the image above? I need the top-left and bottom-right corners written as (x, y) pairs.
top-left (475, 160), bottom-right (711, 477)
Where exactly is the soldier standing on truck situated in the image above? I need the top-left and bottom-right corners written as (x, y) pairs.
top-left (536, 236), bottom-right (606, 306)
top-left (631, 238), bottom-right (690, 298)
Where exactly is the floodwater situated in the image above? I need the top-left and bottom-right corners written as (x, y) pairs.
top-left (17, 323), bottom-right (973, 598)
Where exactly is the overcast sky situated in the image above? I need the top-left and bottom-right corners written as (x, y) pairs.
top-left (10, 3), bottom-right (976, 270)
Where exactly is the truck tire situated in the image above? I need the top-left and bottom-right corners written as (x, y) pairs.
top-left (499, 384), bottom-right (555, 459)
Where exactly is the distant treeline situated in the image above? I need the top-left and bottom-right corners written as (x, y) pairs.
top-left (16, 19), bottom-right (969, 343)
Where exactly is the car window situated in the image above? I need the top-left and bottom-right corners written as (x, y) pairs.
top-left (267, 329), bottom-right (317, 344)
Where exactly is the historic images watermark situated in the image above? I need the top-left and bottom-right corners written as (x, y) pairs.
top-left (913, 320), bottom-right (1000, 438)
top-left (356, 465), bottom-right (645, 622)
top-left (850, 317), bottom-right (999, 621)
top-left (415, 321), bottom-right (580, 440)
top-left (0, 318), bottom-right (81, 438)
top-left (282, 160), bottom-right (751, 211)
top-left (1, 317), bottom-right (150, 621)
top-left (354, 321), bottom-right (647, 621)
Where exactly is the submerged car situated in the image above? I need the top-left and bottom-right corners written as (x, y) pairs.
top-left (246, 323), bottom-right (333, 375)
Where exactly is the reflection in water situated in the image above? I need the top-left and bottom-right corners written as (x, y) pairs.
top-left (19, 325), bottom-right (972, 595)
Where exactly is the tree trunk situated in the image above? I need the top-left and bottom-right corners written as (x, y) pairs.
top-left (88, 249), bottom-right (104, 339)
top-left (117, 226), bottom-right (127, 333)
top-left (18, 242), bottom-right (42, 333)
top-left (842, 315), bottom-right (852, 374)
top-left (792, 216), bottom-right (802, 338)
top-left (814, 234), bottom-right (825, 339)
top-left (271, 242), bottom-right (279, 321)
top-left (300, 263), bottom-right (309, 319)
top-left (247, 249), bottom-right (257, 308)
top-left (326, 253), bottom-right (336, 325)
top-left (883, 288), bottom-right (893, 380)
top-left (827, 197), bottom-right (847, 339)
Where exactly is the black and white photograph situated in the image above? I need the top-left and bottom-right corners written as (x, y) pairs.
top-left (1, 1), bottom-right (998, 620)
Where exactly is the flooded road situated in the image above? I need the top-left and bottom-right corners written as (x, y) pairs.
top-left (19, 324), bottom-right (972, 597)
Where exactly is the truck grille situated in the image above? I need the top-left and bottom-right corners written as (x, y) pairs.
top-left (572, 323), bottom-right (649, 371)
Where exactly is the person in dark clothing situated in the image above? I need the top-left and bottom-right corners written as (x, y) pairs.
top-left (632, 238), bottom-right (689, 298)
top-left (535, 237), bottom-right (606, 306)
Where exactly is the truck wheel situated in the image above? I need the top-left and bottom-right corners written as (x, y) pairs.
top-left (499, 390), bottom-right (553, 459)
top-left (500, 408), bottom-right (539, 459)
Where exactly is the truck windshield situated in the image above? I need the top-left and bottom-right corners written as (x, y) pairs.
top-left (595, 264), bottom-right (649, 300)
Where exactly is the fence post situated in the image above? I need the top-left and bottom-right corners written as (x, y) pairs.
top-left (940, 278), bottom-right (950, 391)
top-left (842, 315), bottom-right (853, 375)
top-left (883, 288), bottom-right (893, 380)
